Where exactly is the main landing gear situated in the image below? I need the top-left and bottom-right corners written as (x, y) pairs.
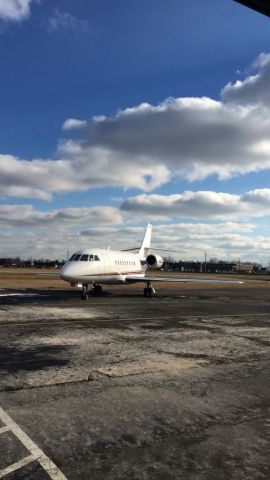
top-left (81, 285), bottom-right (89, 301)
top-left (81, 283), bottom-right (103, 300)
top-left (144, 281), bottom-right (155, 297)
top-left (93, 284), bottom-right (103, 295)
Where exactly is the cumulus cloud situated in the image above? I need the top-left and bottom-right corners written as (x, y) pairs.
top-left (2, 52), bottom-right (270, 200)
top-left (0, 204), bottom-right (123, 228)
top-left (68, 223), bottom-right (253, 260)
top-left (0, 146), bottom-right (169, 200)
top-left (0, 0), bottom-right (33, 22)
top-left (121, 189), bottom-right (270, 220)
top-left (0, 205), bottom-right (267, 262)
top-left (0, 204), bottom-right (123, 258)
top-left (83, 94), bottom-right (270, 181)
top-left (62, 118), bottom-right (87, 131)
top-left (79, 222), bottom-right (256, 247)
top-left (222, 53), bottom-right (270, 105)
top-left (146, 223), bottom-right (270, 264)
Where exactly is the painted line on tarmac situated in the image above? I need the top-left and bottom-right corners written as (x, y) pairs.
top-left (0, 407), bottom-right (68, 480)
top-left (0, 454), bottom-right (35, 478)
top-left (0, 425), bottom-right (9, 434)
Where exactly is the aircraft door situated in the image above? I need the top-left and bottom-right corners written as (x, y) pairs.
top-left (99, 252), bottom-right (110, 275)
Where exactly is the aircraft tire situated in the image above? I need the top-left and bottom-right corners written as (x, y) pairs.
top-left (144, 287), bottom-right (152, 297)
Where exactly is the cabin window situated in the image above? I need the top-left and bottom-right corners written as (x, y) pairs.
top-left (73, 254), bottom-right (81, 261)
top-left (80, 254), bottom-right (89, 261)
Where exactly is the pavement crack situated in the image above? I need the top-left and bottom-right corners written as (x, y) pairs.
top-left (110, 352), bottom-right (150, 365)
top-left (157, 350), bottom-right (220, 364)
top-left (238, 335), bottom-right (270, 347)
top-left (6, 368), bottom-right (29, 390)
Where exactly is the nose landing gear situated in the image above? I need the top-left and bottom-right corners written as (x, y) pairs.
top-left (81, 283), bottom-right (103, 300)
top-left (81, 285), bottom-right (89, 301)
top-left (143, 281), bottom-right (155, 297)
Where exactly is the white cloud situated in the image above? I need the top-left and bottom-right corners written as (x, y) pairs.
top-left (121, 189), bottom-right (270, 221)
top-left (47, 8), bottom-right (90, 33)
top-left (0, 0), bottom-right (33, 22)
top-left (0, 204), bottom-right (124, 259)
top-left (77, 222), bottom-right (270, 265)
top-left (222, 52), bottom-right (270, 106)
top-left (84, 94), bottom-right (270, 182)
top-left (0, 147), bottom-right (170, 200)
top-left (0, 205), bottom-right (124, 259)
top-left (143, 223), bottom-right (270, 264)
top-left (0, 204), bottom-right (123, 228)
top-left (62, 118), bottom-right (87, 131)
top-left (0, 206), bottom-right (267, 263)
top-left (2, 53), bottom-right (270, 199)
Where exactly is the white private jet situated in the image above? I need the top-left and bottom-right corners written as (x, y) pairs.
top-left (60, 223), bottom-right (243, 300)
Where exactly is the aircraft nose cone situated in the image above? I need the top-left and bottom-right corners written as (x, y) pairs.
top-left (60, 264), bottom-right (70, 281)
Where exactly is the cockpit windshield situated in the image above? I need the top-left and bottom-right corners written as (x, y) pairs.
top-left (69, 253), bottom-right (100, 262)
top-left (80, 254), bottom-right (89, 261)
top-left (89, 254), bottom-right (100, 261)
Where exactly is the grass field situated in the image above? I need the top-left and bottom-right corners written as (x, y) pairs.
top-left (0, 268), bottom-right (270, 290)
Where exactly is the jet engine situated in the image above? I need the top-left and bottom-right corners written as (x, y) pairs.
top-left (146, 254), bottom-right (164, 270)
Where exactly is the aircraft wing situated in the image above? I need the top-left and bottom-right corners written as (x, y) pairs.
top-left (126, 275), bottom-right (244, 284)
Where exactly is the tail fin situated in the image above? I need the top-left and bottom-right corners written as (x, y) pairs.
top-left (139, 223), bottom-right (152, 260)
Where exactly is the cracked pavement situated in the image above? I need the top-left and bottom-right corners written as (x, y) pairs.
top-left (0, 284), bottom-right (270, 479)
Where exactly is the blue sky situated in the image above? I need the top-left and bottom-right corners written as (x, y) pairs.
top-left (1, 0), bottom-right (270, 264)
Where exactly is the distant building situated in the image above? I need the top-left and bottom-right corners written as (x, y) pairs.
top-left (163, 259), bottom-right (269, 275)
top-left (237, 262), bottom-right (263, 274)
top-left (0, 258), bottom-right (64, 268)
top-left (163, 260), bottom-right (237, 274)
